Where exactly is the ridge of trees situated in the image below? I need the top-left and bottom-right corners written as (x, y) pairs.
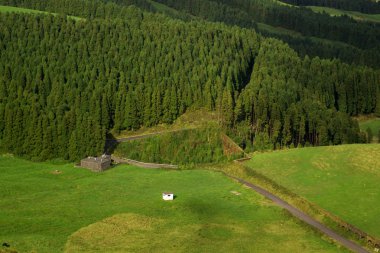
top-left (232, 39), bottom-right (379, 150)
top-left (3, 0), bottom-right (380, 68)
top-left (153, 0), bottom-right (380, 68)
top-left (277, 0), bottom-right (380, 14)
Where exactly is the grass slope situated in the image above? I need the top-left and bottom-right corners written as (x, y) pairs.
top-left (148, 0), bottom-right (196, 20)
top-left (359, 118), bottom-right (380, 142)
top-left (0, 5), bottom-right (47, 14)
top-left (0, 155), bottom-right (345, 252)
top-left (115, 109), bottom-right (218, 139)
top-left (0, 5), bottom-right (83, 20)
top-left (114, 128), bottom-right (241, 165)
top-left (245, 144), bottom-right (380, 238)
top-left (307, 6), bottom-right (380, 23)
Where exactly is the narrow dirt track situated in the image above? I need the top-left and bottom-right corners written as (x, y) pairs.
top-left (227, 174), bottom-right (369, 253)
top-left (110, 128), bottom-right (195, 143)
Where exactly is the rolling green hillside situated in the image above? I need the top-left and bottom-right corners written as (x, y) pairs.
top-left (0, 155), bottom-right (345, 252)
top-left (245, 144), bottom-right (380, 238)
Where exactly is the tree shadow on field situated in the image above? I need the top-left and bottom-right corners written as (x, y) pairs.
top-left (184, 198), bottom-right (219, 220)
top-left (104, 133), bottom-right (119, 155)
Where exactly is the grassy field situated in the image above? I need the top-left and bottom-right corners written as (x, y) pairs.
top-left (148, 0), bottom-right (196, 20)
top-left (307, 6), bottom-right (380, 23)
top-left (0, 5), bottom-right (47, 14)
top-left (359, 118), bottom-right (380, 142)
top-left (245, 144), bottom-right (380, 238)
top-left (273, 0), bottom-right (380, 23)
top-left (0, 155), bottom-right (347, 253)
top-left (114, 127), bottom-right (243, 165)
top-left (0, 5), bottom-right (83, 21)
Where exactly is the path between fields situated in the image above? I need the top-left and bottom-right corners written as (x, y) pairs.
top-left (226, 174), bottom-right (368, 253)
top-left (110, 128), bottom-right (196, 143)
top-left (104, 128), bottom-right (195, 154)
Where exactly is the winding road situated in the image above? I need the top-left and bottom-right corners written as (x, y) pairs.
top-left (227, 174), bottom-right (369, 253)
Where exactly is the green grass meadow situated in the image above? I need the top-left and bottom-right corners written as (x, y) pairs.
top-left (307, 6), bottom-right (380, 23)
top-left (359, 118), bottom-right (380, 142)
top-left (114, 127), bottom-right (243, 165)
top-left (0, 5), bottom-right (47, 15)
top-left (245, 144), bottom-right (380, 238)
top-left (0, 155), bottom-right (346, 252)
top-left (0, 5), bottom-right (83, 21)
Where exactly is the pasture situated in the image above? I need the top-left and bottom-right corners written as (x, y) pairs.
top-left (245, 144), bottom-right (380, 238)
top-left (0, 155), bottom-right (345, 252)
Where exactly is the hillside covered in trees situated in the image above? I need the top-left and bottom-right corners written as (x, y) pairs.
top-left (153, 0), bottom-right (380, 68)
top-left (0, 0), bottom-right (379, 161)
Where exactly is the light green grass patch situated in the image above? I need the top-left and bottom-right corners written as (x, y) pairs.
top-left (307, 6), bottom-right (380, 23)
top-left (0, 5), bottom-right (83, 21)
top-left (245, 144), bottom-right (380, 238)
top-left (148, 0), bottom-right (197, 20)
top-left (0, 5), bottom-right (47, 14)
top-left (359, 118), bottom-right (380, 142)
top-left (116, 108), bottom-right (218, 138)
top-left (0, 155), bottom-right (345, 252)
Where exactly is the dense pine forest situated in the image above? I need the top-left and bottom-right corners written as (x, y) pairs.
top-left (154, 0), bottom-right (380, 68)
top-left (0, 0), bottom-right (379, 161)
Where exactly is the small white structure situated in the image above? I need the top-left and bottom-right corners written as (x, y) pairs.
top-left (162, 192), bottom-right (174, 201)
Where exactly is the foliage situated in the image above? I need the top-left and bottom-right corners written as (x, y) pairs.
top-left (151, 0), bottom-right (380, 68)
top-left (0, 0), bottom-right (379, 160)
top-left (0, 8), bottom-right (258, 161)
top-left (0, 156), bottom-right (345, 252)
top-left (245, 144), bottom-right (380, 238)
top-left (233, 39), bottom-right (379, 150)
